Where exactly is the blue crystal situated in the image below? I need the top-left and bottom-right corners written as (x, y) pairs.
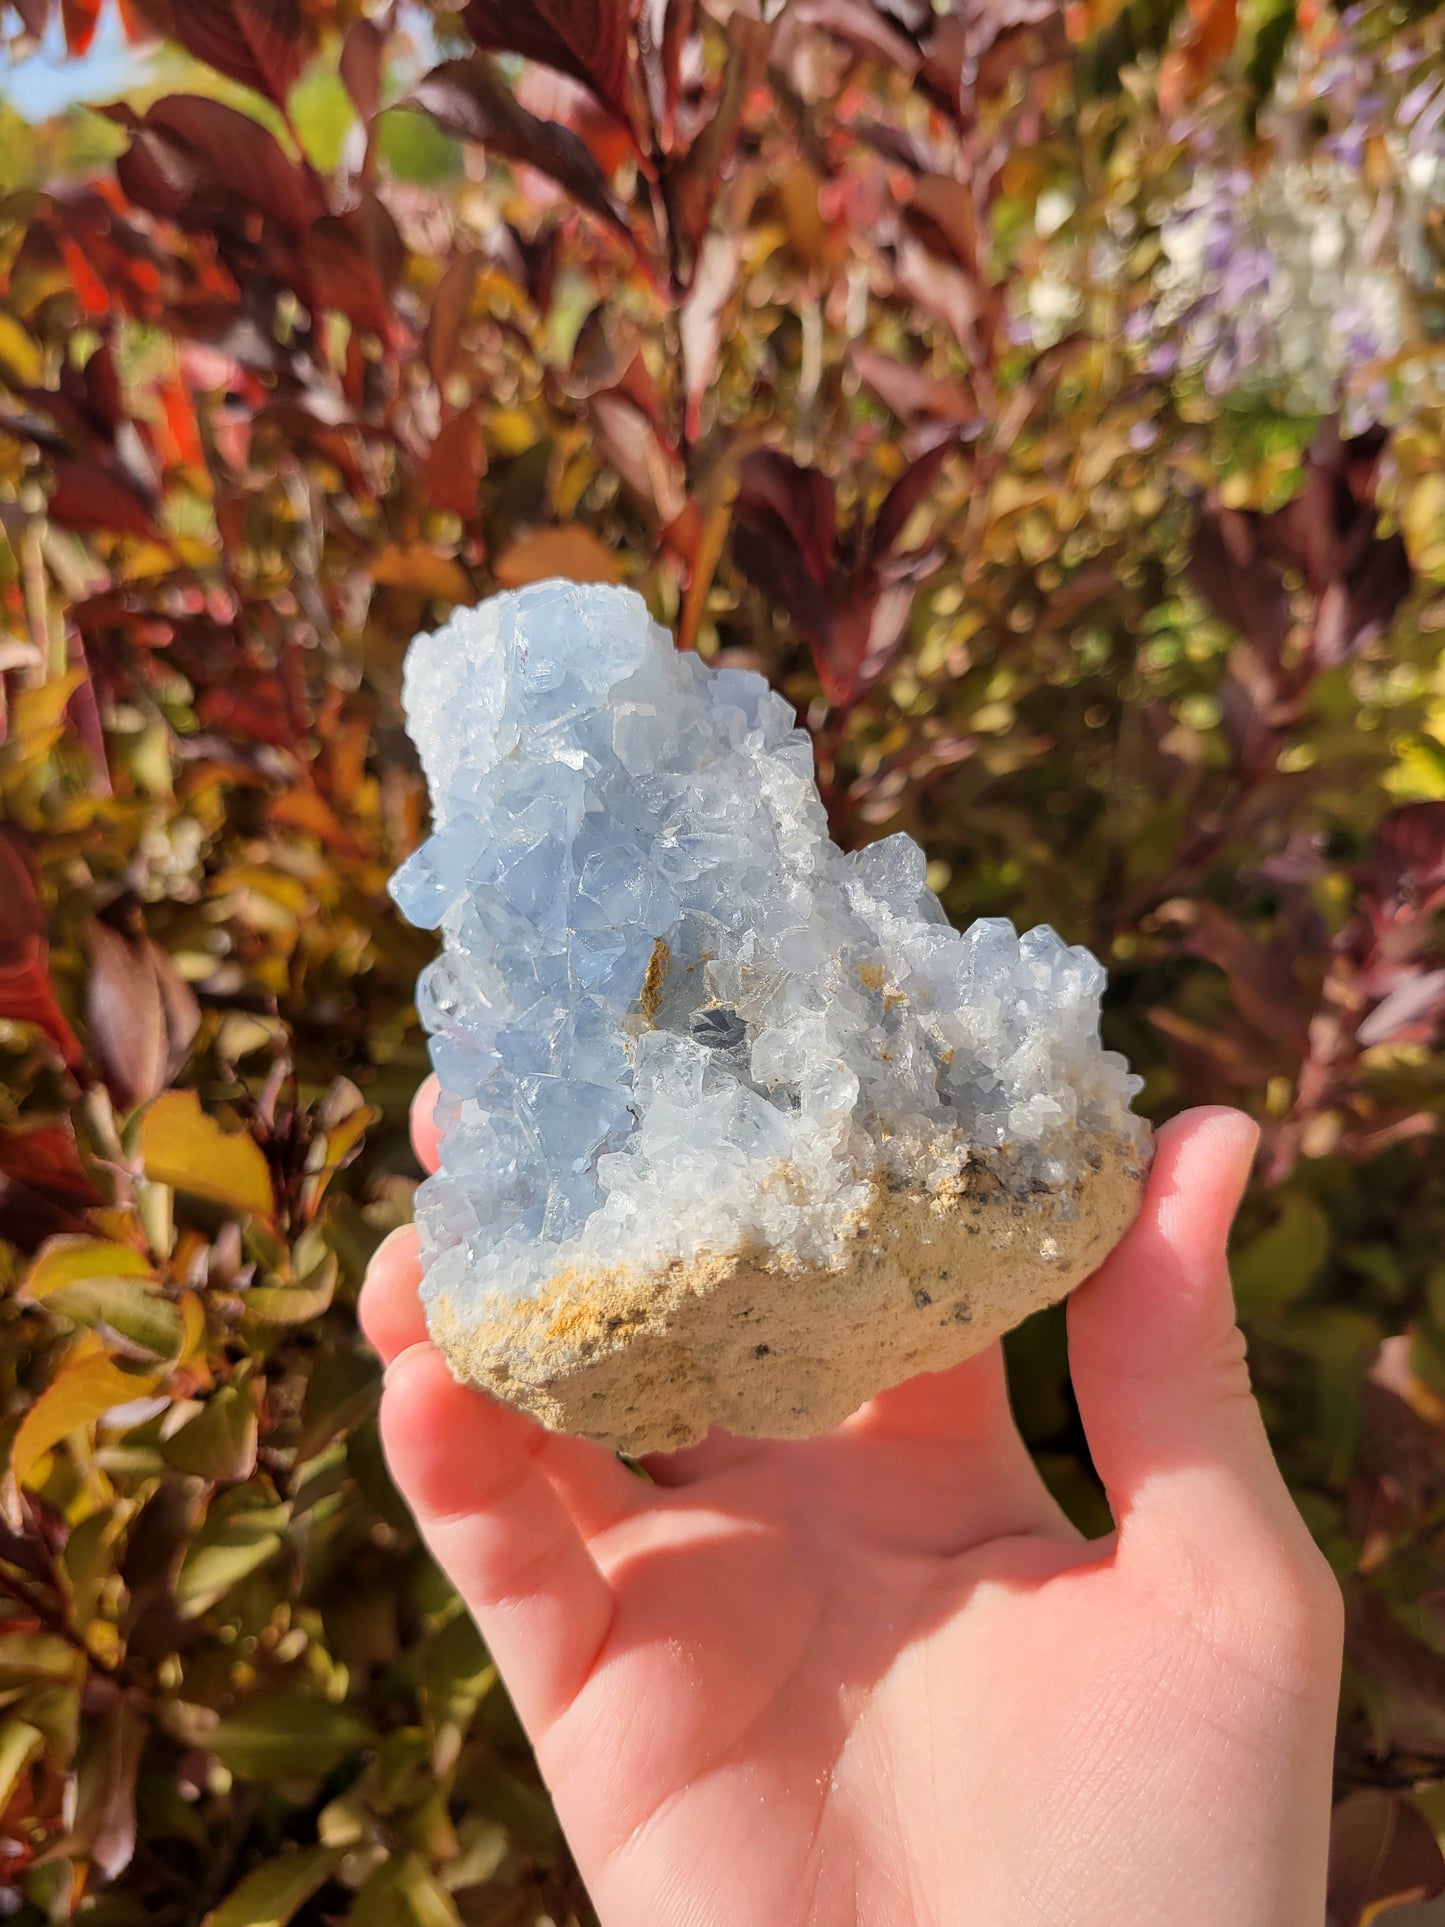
top-left (394, 581), bottom-right (1145, 1306)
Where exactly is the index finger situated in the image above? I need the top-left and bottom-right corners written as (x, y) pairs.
top-left (411, 1073), bottom-right (442, 1174)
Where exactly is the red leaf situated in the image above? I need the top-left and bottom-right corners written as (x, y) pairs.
top-left (828, 584), bottom-right (915, 707)
top-left (409, 56), bottom-right (631, 239)
top-left (427, 254), bottom-right (479, 388)
top-left (1152, 898), bottom-right (1312, 1059)
top-left (670, 22), bottom-right (764, 252)
top-left (169, 0), bottom-right (304, 105)
top-left (732, 523), bottom-right (836, 661)
top-left (1361, 804), bottom-right (1445, 914)
top-left (871, 434), bottom-right (957, 558)
top-left (258, 190), bottom-right (401, 339)
top-left (86, 922), bottom-right (167, 1112)
top-left (588, 390), bottom-right (687, 526)
top-left (1327, 1789), bottom-right (1445, 1927)
top-left (461, 0), bottom-right (633, 124)
top-left (424, 410), bottom-right (487, 519)
top-left (1192, 426), bottom-right (1413, 671)
top-left (198, 675), bottom-right (293, 746)
top-left (339, 16), bottom-right (385, 121)
top-left (0, 1125), bottom-right (103, 1253)
top-left (736, 451), bottom-right (836, 586)
top-left (117, 0), bottom-right (168, 39)
top-left (0, 835), bottom-right (82, 1070)
top-left (110, 95), bottom-right (327, 232)
top-left (852, 345), bottom-right (974, 424)
top-left (82, 339), bottom-right (125, 431)
top-left (61, 0), bottom-right (101, 53)
top-left (47, 459), bottom-right (158, 539)
top-left (12, 0), bottom-right (51, 36)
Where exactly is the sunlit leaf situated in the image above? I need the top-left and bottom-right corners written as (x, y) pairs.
top-left (25, 1237), bottom-right (153, 1300)
top-left (0, 1721), bottom-right (43, 1814)
top-left (169, 0), bottom-right (305, 106)
top-left (139, 1090), bottom-right (275, 1224)
top-left (0, 311), bottom-right (42, 385)
top-left (10, 1351), bottom-right (162, 1488)
top-left (493, 526), bottom-right (621, 588)
top-left (461, 0), bottom-right (633, 121)
top-left (42, 1275), bottom-right (184, 1366)
top-left (243, 1254), bottom-right (337, 1326)
top-left (370, 544), bottom-right (476, 604)
top-left (408, 57), bottom-right (630, 237)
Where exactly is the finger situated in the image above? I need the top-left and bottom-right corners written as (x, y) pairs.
top-left (358, 1225), bottom-right (428, 1364)
top-left (845, 1340), bottom-right (1018, 1446)
top-left (411, 1074), bottom-right (442, 1174)
top-left (1067, 1107), bottom-right (1299, 1570)
top-left (380, 1346), bottom-right (643, 1735)
top-left (847, 1343), bottom-right (1078, 1541)
top-left (641, 1427), bottom-right (765, 1486)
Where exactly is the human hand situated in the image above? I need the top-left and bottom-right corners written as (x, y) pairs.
top-left (361, 1093), bottom-right (1343, 1927)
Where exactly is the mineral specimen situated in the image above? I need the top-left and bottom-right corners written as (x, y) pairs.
top-left (391, 581), bottom-right (1149, 1453)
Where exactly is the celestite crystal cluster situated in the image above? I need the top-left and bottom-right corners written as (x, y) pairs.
top-left (391, 581), bottom-right (1148, 1451)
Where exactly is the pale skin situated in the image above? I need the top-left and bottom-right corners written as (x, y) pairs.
top-left (361, 1090), bottom-right (1344, 1927)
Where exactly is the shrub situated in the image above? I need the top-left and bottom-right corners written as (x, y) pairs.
top-left (1, 1), bottom-right (1443, 1921)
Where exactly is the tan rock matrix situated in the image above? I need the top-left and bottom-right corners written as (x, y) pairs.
top-left (390, 582), bottom-right (1150, 1453)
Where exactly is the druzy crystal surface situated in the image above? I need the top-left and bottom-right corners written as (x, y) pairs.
top-left (391, 581), bottom-right (1145, 1312)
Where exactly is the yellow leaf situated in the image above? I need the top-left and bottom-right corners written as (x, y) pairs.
top-left (493, 526), bottom-right (621, 589)
top-left (488, 407), bottom-right (537, 456)
top-left (370, 544), bottom-right (475, 604)
top-left (9, 671), bottom-right (85, 766)
top-left (0, 313), bottom-right (41, 385)
top-left (178, 1290), bottom-right (208, 1363)
top-left (11, 1354), bottom-right (162, 1488)
top-left (0, 1722), bottom-right (43, 1812)
top-left (24, 1238), bottom-right (154, 1300)
top-left (139, 1090), bottom-right (274, 1223)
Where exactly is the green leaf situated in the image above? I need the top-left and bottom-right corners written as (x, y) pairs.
top-left (377, 107), bottom-right (460, 184)
top-left (174, 1493), bottom-right (290, 1618)
top-left (243, 1254), bottom-right (337, 1326)
top-left (351, 1853), bottom-right (462, 1927)
top-left (203, 1845), bottom-right (345, 1927)
top-left (288, 68), bottom-right (355, 172)
top-left (163, 1368), bottom-right (259, 1482)
top-left (295, 1346), bottom-right (378, 1464)
top-left (423, 1611), bottom-right (495, 1737)
top-left (139, 1090), bottom-right (275, 1223)
top-left (0, 1632), bottom-right (85, 1688)
top-left (207, 1697), bottom-right (371, 1783)
top-left (43, 1276), bottom-right (184, 1366)
top-left (1232, 1194), bottom-right (1330, 1318)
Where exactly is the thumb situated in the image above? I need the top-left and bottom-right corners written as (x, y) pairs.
top-left (1067, 1107), bottom-right (1300, 1569)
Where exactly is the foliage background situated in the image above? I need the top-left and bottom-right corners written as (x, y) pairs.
top-left (1, 0), bottom-right (1445, 1921)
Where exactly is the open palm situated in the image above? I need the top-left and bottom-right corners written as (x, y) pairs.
top-left (362, 1094), bottom-right (1342, 1927)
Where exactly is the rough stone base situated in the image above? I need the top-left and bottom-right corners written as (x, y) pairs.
top-left (427, 1129), bottom-right (1149, 1456)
